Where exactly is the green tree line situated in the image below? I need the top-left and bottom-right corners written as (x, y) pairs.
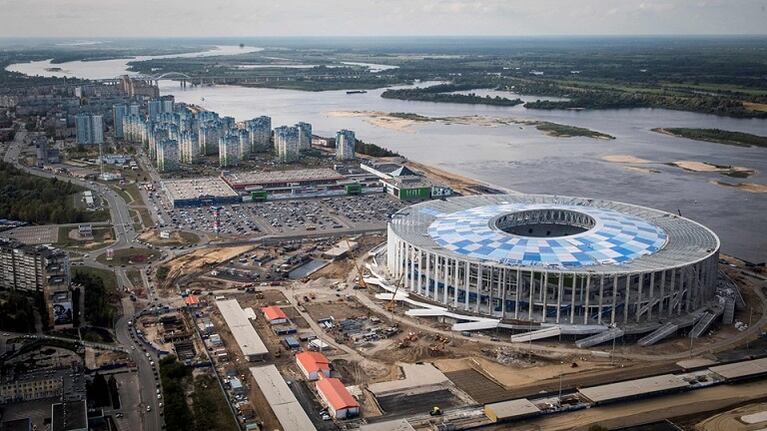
top-left (0, 161), bottom-right (108, 224)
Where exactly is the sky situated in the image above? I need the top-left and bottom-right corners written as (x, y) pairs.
top-left (1, 0), bottom-right (766, 37)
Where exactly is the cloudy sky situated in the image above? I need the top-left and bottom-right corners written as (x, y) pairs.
top-left (1, 0), bottom-right (766, 37)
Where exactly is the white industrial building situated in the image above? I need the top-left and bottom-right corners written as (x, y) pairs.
top-left (250, 365), bottom-right (316, 431)
top-left (216, 299), bottom-right (268, 361)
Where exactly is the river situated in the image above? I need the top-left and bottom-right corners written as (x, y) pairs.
top-left (7, 46), bottom-right (767, 261)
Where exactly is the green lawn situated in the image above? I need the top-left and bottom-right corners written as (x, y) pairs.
top-left (71, 266), bottom-right (118, 328)
top-left (96, 248), bottom-right (160, 267)
top-left (57, 226), bottom-right (115, 250)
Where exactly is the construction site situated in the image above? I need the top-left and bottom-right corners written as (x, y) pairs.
top-left (145, 197), bottom-right (767, 431)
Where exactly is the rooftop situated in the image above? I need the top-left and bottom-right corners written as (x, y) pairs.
top-left (359, 419), bottom-right (415, 431)
top-left (578, 374), bottom-right (689, 403)
top-left (709, 357), bottom-right (767, 380)
top-left (485, 398), bottom-right (541, 420)
top-left (261, 306), bottom-right (287, 321)
top-left (51, 400), bottom-right (87, 431)
top-left (296, 351), bottom-right (330, 373)
top-left (390, 194), bottom-right (720, 273)
top-left (316, 376), bottom-right (359, 410)
top-left (216, 299), bottom-right (268, 358)
top-left (250, 365), bottom-right (316, 431)
top-left (1, 418), bottom-right (32, 431)
top-left (162, 177), bottom-right (238, 201)
top-left (222, 168), bottom-right (344, 187)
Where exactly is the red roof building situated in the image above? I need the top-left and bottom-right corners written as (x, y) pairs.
top-left (184, 295), bottom-right (200, 307)
top-left (316, 376), bottom-right (360, 419)
top-left (296, 352), bottom-right (331, 381)
top-left (260, 306), bottom-right (288, 324)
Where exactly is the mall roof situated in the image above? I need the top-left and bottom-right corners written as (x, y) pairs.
top-left (162, 176), bottom-right (238, 201)
top-left (223, 168), bottom-right (343, 188)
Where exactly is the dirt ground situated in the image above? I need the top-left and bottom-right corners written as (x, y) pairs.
top-left (311, 258), bottom-right (354, 279)
top-left (695, 401), bottom-right (767, 431)
top-left (165, 245), bottom-right (254, 279)
top-left (505, 379), bottom-right (767, 431)
top-left (310, 234), bottom-right (384, 280)
top-left (282, 306), bottom-right (310, 328)
top-left (435, 356), bottom-right (616, 388)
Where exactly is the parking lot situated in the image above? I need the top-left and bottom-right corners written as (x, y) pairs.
top-left (150, 193), bottom-right (403, 237)
top-left (0, 224), bottom-right (59, 244)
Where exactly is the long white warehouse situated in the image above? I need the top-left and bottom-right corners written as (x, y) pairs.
top-left (250, 365), bottom-right (316, 431)
top-left (216, 299), bottom-right (268, 361)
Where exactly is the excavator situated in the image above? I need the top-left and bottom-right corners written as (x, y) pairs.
top-left (346, 239), bottom-right (367, 289)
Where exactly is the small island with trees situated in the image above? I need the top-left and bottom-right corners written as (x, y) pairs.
top-left (653, 128), bottom-right (767, 148)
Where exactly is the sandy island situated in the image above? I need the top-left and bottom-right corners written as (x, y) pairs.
top-left (711, 181), bottom-right (767, 194)
top-left (671, 160), bottom-right (755, 177)
top-left (326, 111), bottom-right (610, 138)
top-left (601, 154), bottom-right (653, 164)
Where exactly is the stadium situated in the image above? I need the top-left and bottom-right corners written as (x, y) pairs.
top-left (386, 194), bottom-right (721, 334)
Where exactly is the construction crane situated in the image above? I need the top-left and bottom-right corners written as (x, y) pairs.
top-left (386, 273), bottom-right (406, 314)
top-left (346, 239), bottom-right (367, 289)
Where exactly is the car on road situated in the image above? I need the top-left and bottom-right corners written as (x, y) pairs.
top-left (146, 406), bottom-right (151, 412)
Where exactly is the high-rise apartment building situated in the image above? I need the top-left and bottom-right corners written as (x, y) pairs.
top-left (75, 113), bottom-right (103, 145)
top-left (112, 104), bottom-right (128, 138)
top-left (296, 122), bottom-right (312, 151)
top-left (157, 137), bottom-right (179, 172)
top-left (336, 129), bottom-right (356, 160)
top-left (0, 239), bottom-right (69, 293)
top-left (219, 132), bottom-right (240, 167)
top-left (236, 128), bottom-right (251, 160)
top-left (245, 116), bottom-right (271, 152)
top-left (179, 130), bottom-right (201, 164)
top-left (274, 126), bottom-right (300, 163)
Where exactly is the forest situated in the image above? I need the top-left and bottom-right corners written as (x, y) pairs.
top-left (0, 161), bottom-right (108, 224)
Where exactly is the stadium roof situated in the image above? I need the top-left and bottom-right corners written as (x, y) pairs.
top-left (389, 194), bottom-right (719, 274)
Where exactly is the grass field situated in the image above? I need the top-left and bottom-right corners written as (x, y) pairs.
top-left (57, 226), bottom-right (116, 250)
top-left (96, 248), bottom-right (160, 266)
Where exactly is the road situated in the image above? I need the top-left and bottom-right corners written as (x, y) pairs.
top-left (5, 129), bottom-right (164, 431)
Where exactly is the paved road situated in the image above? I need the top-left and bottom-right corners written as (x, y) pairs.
top-left (6, 129), bottom-right (164, 431)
